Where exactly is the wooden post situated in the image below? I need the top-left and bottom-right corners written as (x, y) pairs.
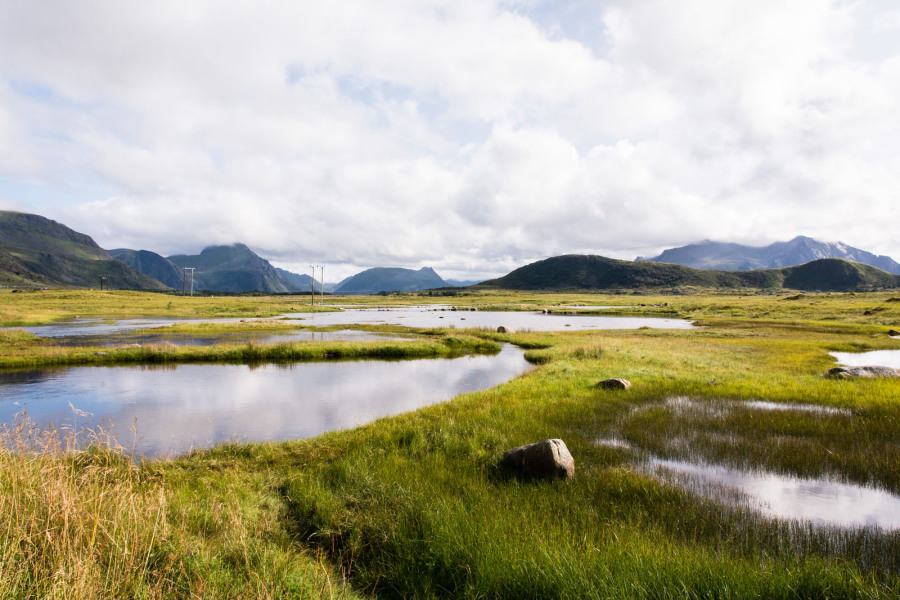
top-left (320, 266), bottom-right (325, 304)
top-left (310, 265), bottom-right (315, 305)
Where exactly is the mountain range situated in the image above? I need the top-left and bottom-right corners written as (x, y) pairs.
top-left (478, 254), bottom-right (900, 292)
top-left (637, 236), bottom-right (900, 274)
top-left (112, 244), bottom-right (326, 294)
top-left (1, 210), bottom-right (899, 293)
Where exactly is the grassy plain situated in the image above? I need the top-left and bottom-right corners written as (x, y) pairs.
top-left (1, 289), bottom-right (900, 598)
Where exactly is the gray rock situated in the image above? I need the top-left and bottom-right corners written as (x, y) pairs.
top-left (827, 366), bottom-right (900, 379)
top-left (497, 326), bottom-right (514, 334)
top-left (889, 330), bottom-right (900, 336)
top-left (597, 378), bottom-right (632, 390)
top-left (502, 438), bottom-right (574, 480)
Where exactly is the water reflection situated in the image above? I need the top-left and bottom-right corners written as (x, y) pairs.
top-left (12, 307), bottom-right (695, 344)
top-left (282, 306), bottom-right (694, 331)
top-left (647, 457), bottom-right (900, 530)
top-left (830, 350), bottom-right (900, 369)
top-left (598, 396), bottom-right (900, 530)
top-left (47, 329), bottom-right (409, 348)
top-left (23, 317), bottom-right (215, 338)
top-left (0, 345), bottom-right (530, 458)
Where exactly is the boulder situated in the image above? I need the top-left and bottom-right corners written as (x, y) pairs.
top-left (597, 378), bottom-right (632, 390)
top-left (827, 366), bottom-right (900, 379)
top-left (502, 439), bottom-right (574, 480)
top-left (497, 326), bottom-right (514, 334)
top-left (889, 330), bottom-right (900, 337)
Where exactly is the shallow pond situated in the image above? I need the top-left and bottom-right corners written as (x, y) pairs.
top-left (0, 345), bottom-right (530, 458)
top-left (282, 305), bottom-right (694, 331)
top-left (47, 328), bottom-right (410, 348)
top-left (830, 349), bottom-right (900, 369)
top-left (23, 317), bottom-right (218, 338)
top-left (14, 307), bottom-right (695, 344)
top-left (598, 397), bottom-right (900, 530)
top-left (646, 457), bottom-right (900, 530)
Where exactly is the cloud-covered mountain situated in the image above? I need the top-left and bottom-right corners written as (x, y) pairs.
top-left (0, 211), bottom-right (170, 290)
top-left (479, 254), bottom-right (900, 292)
top-left (637, 236), bottom-right (900, 274)
top-left (113, 246), bottom-right (322, 293)
top-left (334, 267), bottom-right (448, 295)
top-left (166, 244), bottom-right (312, 293)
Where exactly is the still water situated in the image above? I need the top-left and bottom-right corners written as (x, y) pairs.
top-left (0, 345), bottom-right (530, 458)
top-left (648, 457), bottom-right (900, 530)
top-left (830, 349), bottom-right (900, 369)
top-left (43, 328), bottom-right (409, 348)
top-left (598, 397), bottom-right (900, 530)
top-left (283, 305), bottom-right (694, 331)
top-left (15, 307), bottom-right (695, 346)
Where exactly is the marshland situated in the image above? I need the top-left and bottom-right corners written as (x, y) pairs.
top-left (2, 289), bottom-right (900, 598)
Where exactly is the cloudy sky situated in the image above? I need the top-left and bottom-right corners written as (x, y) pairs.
top-left (1, 0), bottom-right (899, 281)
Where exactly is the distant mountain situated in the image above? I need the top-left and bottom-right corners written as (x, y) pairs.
top-left (334, 267), bottom-right (448, 294)
top-left (0, 211), bottom-right (170, 290)
top-left (167, 244), bottom-right (304, 293)
top-left (444, 279), bottom-right (482, 287)
top-left (274, 267), bottom-right (322, 293)
top-left (478, 254), bottom-right (900, 292)
top-left (109, 249), bottom-right (183, 288)
top-left (638, 236), bottom-right (900, 274)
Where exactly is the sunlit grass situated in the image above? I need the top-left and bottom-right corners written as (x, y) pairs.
top-left (1, 290), bottom-right (899, 597)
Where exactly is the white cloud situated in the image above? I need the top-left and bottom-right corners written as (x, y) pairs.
top-left (0, 0), bottom-right (898, 281)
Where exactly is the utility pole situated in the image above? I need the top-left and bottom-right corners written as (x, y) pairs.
top-left (310, 265), bottom-right (316, 305)
top-left (182, 267), bottom-right (196, 296)
top-left (320, 266), bottom-right (325, 304)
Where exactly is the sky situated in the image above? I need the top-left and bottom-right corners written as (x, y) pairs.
top-left (1, 0), bottom-right (899, 282)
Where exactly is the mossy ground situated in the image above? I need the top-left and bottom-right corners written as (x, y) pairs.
top-left (1, 290), bottom-right (899, 598)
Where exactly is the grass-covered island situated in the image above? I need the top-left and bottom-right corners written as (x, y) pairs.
top-left (2, 289), bottom-right (900, 598)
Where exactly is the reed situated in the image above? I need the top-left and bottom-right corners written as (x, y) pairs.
top-left (0, 414), bottom-right (361, 599)
top-left (2, 290), bottom-right (900, 597)
top-left (0, 332), bottom-right (500, 370)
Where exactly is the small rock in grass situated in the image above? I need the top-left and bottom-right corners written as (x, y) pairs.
top-left (497, 326), bottom-right (514, 333)
top-left (827, 366), bottom-right (900, 379)
top-left (889, 329), bottom-right (900, 337)
top-left (597, 378), bottom-right (632, 390)
top-left (502, 439), bottom-right (574, 480)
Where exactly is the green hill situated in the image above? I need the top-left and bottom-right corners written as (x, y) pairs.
top-left (478, 254), bottom-right (900, 292)
top-left (0, 211), bottom-right (170, 290)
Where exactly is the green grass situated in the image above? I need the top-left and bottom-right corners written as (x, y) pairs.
top-left (1, 291), bottom-right (900, 598)
top-left (0, 329), bottom-right (499, 370)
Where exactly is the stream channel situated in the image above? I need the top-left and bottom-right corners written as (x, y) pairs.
top-left (0, 344), bottom-right (530, 458)
top-left (5, 307), bottom-right (694, 457)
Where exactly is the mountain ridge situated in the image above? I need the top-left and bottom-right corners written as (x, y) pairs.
top-left (479, 254), bottom-right (900, 292)
top-left (0, 211), bottom-right (170, 290)
top-left (638, 236), bottom-right (900, 274)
